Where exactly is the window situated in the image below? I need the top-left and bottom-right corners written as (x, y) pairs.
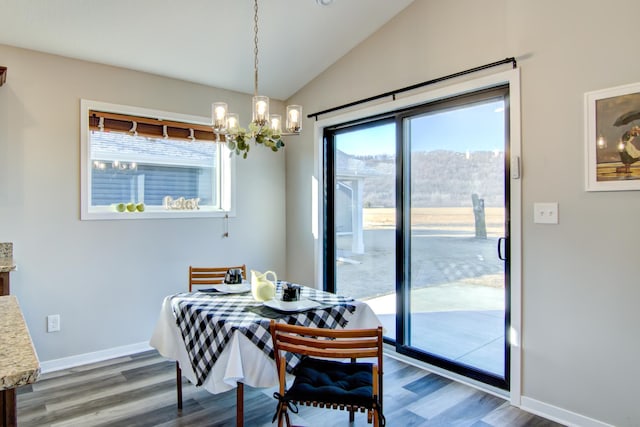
top-left (81, 100), bottom-right (234, 220)
top-left (318, 71), bottom-right (522, 392)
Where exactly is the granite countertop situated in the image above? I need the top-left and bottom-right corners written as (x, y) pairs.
top-left (0, 257), bottom-right (16, 273)
top-left (0, 242), bottom-right (15, 273)
top-left (0, 295), bottom-right (40, 390)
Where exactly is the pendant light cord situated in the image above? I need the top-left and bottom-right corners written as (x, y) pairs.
top-left (253, 0), bottom-right (259, 97)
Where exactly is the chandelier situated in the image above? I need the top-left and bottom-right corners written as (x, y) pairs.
top-left (212, 0), bottom-right (302, 158)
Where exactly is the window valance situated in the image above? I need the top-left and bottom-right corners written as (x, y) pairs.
top-left (88, 110), bottom-right (223, 142)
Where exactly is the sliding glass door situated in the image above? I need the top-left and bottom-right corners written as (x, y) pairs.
top-left (326, 119), bottom-right (398, 341)
top-left (402, 92), bottom-right (509, 385)
top-left (325, 86), bottom-right (510, 388)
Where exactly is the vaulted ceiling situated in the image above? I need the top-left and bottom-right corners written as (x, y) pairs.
top-left (0, 0), bottom-right (415, 99)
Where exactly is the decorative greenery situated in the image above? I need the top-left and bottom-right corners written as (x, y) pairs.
top-left (225, 122), bottom-right (285, 159)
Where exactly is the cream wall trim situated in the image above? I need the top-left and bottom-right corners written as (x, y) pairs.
top-left (520, 397), bottom-right (614, 427)
top-left (313, 68), bottom-right (522, 401)
top-left (507, 69), bottom-right (522, 407)
top-left (40, 341), bottom-right (152, 373)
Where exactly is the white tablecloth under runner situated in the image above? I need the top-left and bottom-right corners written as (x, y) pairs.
top-left (149, 283), bottom-right (382, 394)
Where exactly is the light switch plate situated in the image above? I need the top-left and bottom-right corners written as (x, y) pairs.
top-left (533, 202), bottom-right (558, 224)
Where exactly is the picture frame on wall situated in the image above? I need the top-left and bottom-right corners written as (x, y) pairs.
top-left (585, 81), bottom-right (640, 191)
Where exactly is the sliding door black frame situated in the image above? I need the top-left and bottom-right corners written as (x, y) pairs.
top-left (395, 86), bottom-right (511, 390)
top-left (323, 116), bottom-right (396, 295)
top-left (323, 85), bottom-right (511, 390)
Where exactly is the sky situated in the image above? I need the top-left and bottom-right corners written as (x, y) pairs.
top-left (336, 99), bottom-right (505, 156)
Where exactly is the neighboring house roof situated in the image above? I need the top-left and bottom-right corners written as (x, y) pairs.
top-left (90, 130), bottom-right (216, 168)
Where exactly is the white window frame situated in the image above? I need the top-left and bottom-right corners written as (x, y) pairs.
top-left (80, 99), bottom-right (235, 220)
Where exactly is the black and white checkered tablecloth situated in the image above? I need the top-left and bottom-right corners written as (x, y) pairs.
top-left (171, 282), bottom-right (356, 386)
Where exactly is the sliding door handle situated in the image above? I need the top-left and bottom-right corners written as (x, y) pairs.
top-left (497, 237), bottom-right (507, 261)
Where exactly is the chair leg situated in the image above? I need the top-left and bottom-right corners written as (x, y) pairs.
top-left (277, 406), bottom-right (284, 427)
top-left (176, 361), bottom-right (183, 410)
top-left (275, 400), bottom-right (291, 427)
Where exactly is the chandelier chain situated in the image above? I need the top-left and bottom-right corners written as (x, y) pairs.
top-left (253, 0), bottom-right (259, 97)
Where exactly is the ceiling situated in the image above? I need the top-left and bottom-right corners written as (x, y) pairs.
top-left (0, 0), bottom-right (414, 100)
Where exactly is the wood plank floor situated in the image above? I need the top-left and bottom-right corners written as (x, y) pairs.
top-left (17, 350), bottom-right (564, 427)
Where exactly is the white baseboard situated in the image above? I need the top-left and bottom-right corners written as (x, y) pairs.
top-left (386, 347), bottom-right (612, 427)
top-left (39, 341), bottom-right (152, 373)
top-left (520, 396), bottom-right (614, 427)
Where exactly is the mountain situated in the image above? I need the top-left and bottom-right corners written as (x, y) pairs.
top-left (341, 150), bottom-right (505, 208)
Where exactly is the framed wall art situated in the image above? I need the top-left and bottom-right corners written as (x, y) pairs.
top-left (585, 82), bottom-right (640, 191)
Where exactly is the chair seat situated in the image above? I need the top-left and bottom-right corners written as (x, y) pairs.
top-left (285, 357), bottom-right (375, 408)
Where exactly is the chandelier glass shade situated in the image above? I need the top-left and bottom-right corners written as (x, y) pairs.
top-left (212, 0), bottom-right (302, 158)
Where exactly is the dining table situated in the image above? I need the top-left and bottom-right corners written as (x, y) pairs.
top-left (149, 281), bottom-right (382, 427)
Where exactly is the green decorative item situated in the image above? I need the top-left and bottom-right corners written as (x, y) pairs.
top-left (226, 122), bottom-right (284, 159)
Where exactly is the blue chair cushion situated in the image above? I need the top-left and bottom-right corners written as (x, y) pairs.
top-left (285, 357), bottom-right (375, 408)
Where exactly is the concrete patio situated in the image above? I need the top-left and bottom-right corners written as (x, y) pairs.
top-left (336, 219), bottom-right (507, 378)
top-left (366, 283), bottom-right (505, 376)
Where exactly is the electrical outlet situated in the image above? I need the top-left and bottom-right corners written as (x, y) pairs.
top-left (47, 314), bottom-right (60, 332)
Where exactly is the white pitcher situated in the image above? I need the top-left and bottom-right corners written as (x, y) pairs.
top-left (250, 270), bottom-right (277, 301)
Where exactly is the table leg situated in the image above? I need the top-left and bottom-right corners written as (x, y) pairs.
top-left (236, 382), bottom-right (244, 427)
top-left (176, 362), bottom-right (183, 410)
top-left (1, 388), bottom-right (17, 427)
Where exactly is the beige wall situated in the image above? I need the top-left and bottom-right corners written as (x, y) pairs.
top-left (285, 0), bottom-right (640, 425)
top-left (0, 44), bottom-right (287, 362)
top-left (2, 0), bottom-right (638, 424)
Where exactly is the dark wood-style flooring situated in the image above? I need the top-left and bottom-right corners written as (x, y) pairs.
top-left (16, 350), bottom-right (564, 426)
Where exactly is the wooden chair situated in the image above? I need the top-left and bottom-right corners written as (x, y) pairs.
top-left (176, 264), bottom-right (247, 410)
top-left (270, 320), bottom-right (385, 427)
top-left (188, 264), bottom-right (247, 291)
